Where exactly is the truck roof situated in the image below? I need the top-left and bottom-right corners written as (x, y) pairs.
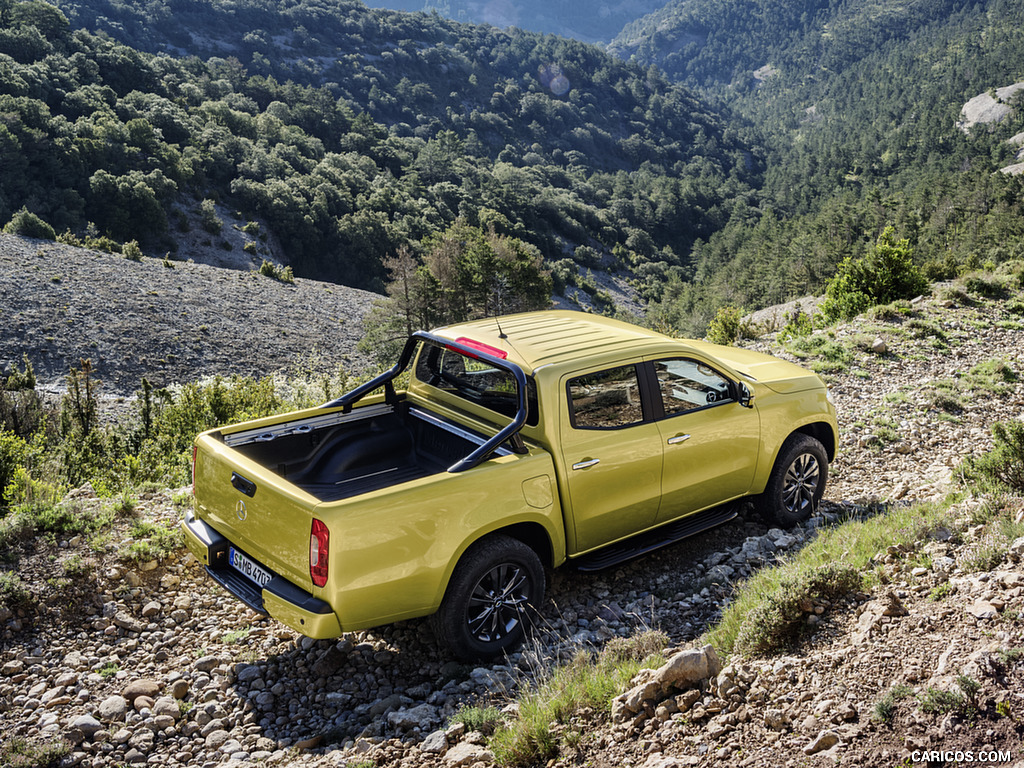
top-left (431, 310), bottom-right (683, 374)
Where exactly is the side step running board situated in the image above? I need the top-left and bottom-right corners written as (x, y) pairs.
top-left (574, 503), bottom-right (740, 572)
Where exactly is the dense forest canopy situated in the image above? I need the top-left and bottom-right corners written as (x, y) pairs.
top-left (356, 0), bottom-right (666, 44)
top-left (609, 0), bottom-right (1024, 328)
top-left (1, 0), bottom-right (757, 295)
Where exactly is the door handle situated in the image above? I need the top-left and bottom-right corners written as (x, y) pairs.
top-left (667, 434), bottom-right (691, 445)
top-left (572, 458), bottom-right (600, 470)
top-left (231, 472), bottom-right (257, 497)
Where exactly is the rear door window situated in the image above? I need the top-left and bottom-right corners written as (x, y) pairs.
top-left (567, 365), bottom-right (645, 429)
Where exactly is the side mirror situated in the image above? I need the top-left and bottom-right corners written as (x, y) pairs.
top-left (738, 382), bottom-right (755, 408)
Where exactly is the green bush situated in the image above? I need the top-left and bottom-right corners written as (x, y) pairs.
top-left (3, 207), bottom-right (55, 240)
top-left (731, 563), bottom-right (862, 656)
top-left (200, 198), bottom-right (223, 234)
top-left (819, 227), bottom-right (929, 322)
top-left (450, 705), bottom-right (503, 735)
top-left (0, 430), bottom-right (29, 508)
top-left (922, 252), bottom-right (961, 282)
top-left (490, 630), bottom-right (668, 767)
top-left (0, 736), bottom-right (69, 768)
top-left (962, 274), bottom-right (1008, 299)
top-left (962, 421), bottom-right (1024, 491)
top-left (549, 258), bottom-right (578, 294)
top-left (778, 311), bottom-right (813, 342)
top-left (122, 240), bottom-right (144, 261)
top-left (919, 687), bottom-right (966, 715)
top-left (258, 259), bottom-right (295, 283)
top-left (873, 684), bottom-right (913, 723)
top-left (0, 380), bottom-right (43, 439)
top-left (0, 571), bottom-right (29, 609)
top-left (4, 355), bottom-right (36, 392)
top-left (706, 305), bottom-right (741, 345)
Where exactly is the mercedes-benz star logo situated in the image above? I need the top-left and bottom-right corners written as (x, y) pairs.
top-left (235, 500), bottom-right (247, 521)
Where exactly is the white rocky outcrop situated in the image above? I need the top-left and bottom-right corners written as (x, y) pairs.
top-left (956, 82), bottom-right (1024, 132)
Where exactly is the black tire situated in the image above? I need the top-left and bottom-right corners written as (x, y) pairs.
top-left (754, 434), bottom-right (828, 527)
top-left (431, 535), bottom-right (545, 661)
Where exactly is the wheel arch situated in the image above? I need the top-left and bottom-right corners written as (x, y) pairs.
top-left (432, 521), bottom-right (556, 607)
top-left (497, 521), bottom-right (555, 569)
top-left (793, 421), bottom-right (836, 462)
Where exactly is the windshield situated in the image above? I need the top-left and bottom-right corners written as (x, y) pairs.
top-left (414, 342), bottom-right (539, 426)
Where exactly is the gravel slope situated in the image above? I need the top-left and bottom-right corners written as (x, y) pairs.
top-left (0, 233), bottom-right (382, 397)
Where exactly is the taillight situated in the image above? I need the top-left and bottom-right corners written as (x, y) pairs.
top-left (310, 518), bottom-right (329, 587)
top-left (191, 445), bottom-right (197, 495)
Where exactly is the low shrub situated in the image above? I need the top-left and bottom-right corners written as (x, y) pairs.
top-left (0, 570), bottom-right (30, 609)
top-left (731, 563), bottom-right (862, 656)
top-left (962, 421), bottom-right (1024, 492)
top-left (778, 311), bottom-right (814, 342)
top-left (258, 259), bottom-right (295, 283)
top-left (3, 208), bottom-right (55, 240)
top-left (706, 306), bottom-right (741, 345)
top-left (962, 273), bottom-right (1008, 300)
top-left (122, 240), bottom-right (143, 261)
top-left (490, 630), bottom-right (668, 767)
top-left (450, 705), bottom-right (503, 735)
top-left (0, 736), bottom-right (70, 768)
top-left (0, 430), bottom-right (29, 507)
top-left (873, 683), bottom-right (913, 723)
top-left (819, 227), bottom-right (929, 322)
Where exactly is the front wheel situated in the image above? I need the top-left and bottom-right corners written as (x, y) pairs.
top-left (754, 434), bottom-right (828, 527)
top-left (431, 535), bottom-right (545, 661)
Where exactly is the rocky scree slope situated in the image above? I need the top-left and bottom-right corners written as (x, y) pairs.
top-left (0, 233), bottom-right (380, 399)
top-left (2, 282), bottom-right (1024, 767)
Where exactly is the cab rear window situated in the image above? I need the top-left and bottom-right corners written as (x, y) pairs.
top-left (414, 342), bottom-right (539, 426)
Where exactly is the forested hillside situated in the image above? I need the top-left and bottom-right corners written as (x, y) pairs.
top-left (3, 0), bottom-right (1024, 335)
top-left (1, 0), bottom-right (755, 296)
top-left (612, 0), bottom-right (1024, 330)
top-left (357, 0), bottom-right (665, 44)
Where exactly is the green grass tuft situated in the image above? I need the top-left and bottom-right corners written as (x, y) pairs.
top-left (489, 630), bottom-right (668, 767)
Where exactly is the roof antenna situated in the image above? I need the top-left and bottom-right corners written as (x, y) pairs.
top-left (495, 317), bottom-right (508, 340)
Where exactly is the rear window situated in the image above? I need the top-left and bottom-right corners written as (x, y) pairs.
top-left (414, 342), bottom-right (539, 426)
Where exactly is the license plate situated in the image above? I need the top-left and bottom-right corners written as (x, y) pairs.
top-left (229, 547), bottom-right (273, 588)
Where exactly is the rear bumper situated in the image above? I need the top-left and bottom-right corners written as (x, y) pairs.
top-left (181, 510), bottom-right (342, 639)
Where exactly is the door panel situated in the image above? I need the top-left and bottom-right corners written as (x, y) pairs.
top-left (559, 364), bottom-right (662, 552)
top-left (649, 358), bottom-right (760, 522)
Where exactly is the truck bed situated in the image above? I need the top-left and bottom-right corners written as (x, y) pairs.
top-left (223, 403), bottom-right (502, 502)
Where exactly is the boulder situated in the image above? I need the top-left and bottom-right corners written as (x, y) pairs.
top-left (121, 679), bottom-right (160, 703)
top-left (611, 645), bottom-right (721, 724)
top-left (803, 729), bottom-right (840, 755)
top-left (387, 703), bottom-right (439, 731)
top-left (98, 695), bottom-right (128, 722)
top-left (443, 742), bottom-right (494, 766)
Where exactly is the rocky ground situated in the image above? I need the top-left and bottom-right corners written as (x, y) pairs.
top-left (2, 272), bottom-right (1024, 768)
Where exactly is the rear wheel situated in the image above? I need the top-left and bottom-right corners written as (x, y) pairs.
top-left (431, 535), bottom-right (544, 661)
top-left (754, 434), bottom-right (827, 527)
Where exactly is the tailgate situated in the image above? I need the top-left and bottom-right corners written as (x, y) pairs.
top-left (193, 433), bottom-right (319, 591)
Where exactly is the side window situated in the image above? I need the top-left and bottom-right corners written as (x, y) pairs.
top-left (568, 365), bottom-right (644, 429)
top-left (654, 358), bottom-right (734, 416)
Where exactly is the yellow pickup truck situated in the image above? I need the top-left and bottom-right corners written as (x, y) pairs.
top-left (183, 311), bottom-right (838, 660)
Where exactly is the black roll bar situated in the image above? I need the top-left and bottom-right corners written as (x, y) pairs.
top-left (320, 331), bottom-right (528, 473)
